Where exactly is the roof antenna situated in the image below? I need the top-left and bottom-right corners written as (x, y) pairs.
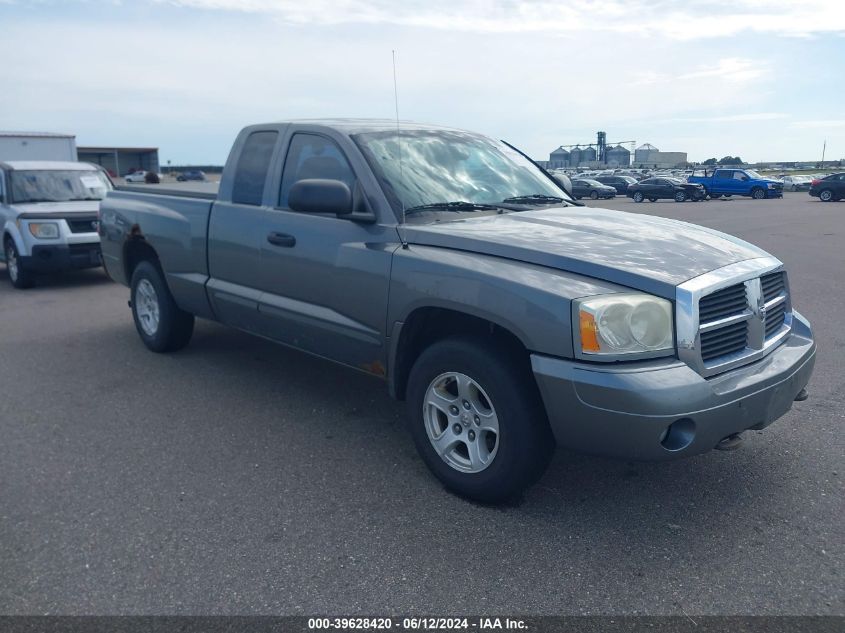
top-left (392, 49), bottom-right (408, 247)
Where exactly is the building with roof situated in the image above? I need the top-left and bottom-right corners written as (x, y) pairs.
top-left (0, 131), bottom-right (77, 161)
top-left (77, 146), bottom-right (159, 177)
top-left (634, 143), bottom-right (687, 168)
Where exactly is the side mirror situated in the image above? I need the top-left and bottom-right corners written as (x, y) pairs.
top-left (553, 175), bottom-right (572, 195)
top-left (288, 179), bottom-right (353, 215)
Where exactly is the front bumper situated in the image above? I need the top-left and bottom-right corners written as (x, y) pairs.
top-left (19, 243), bottom-right (103, 273)
top-left (531, 311), bottom-right (816, 461)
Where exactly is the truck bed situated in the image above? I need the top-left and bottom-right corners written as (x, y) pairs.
top-left (100, 188), bottom-right (216, 318)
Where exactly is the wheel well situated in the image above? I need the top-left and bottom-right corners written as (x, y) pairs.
top-left (392, 308), bottom-right (529, 401)
top-left (123, 238), bottom-right (160, 282)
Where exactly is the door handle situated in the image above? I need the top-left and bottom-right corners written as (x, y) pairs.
top-left (267, 232), bottom-right (296, 247)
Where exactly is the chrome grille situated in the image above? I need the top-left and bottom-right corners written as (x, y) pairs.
top-left (700, 319), bottom-right (748, 361)
top-left (698, 283), bottom-right (747, 321)
top-left (676, 257), bottom-right (793, 378)
top-left (761, 271), bottom-right (787, 338)
top-left (698, 282), bottom-right (749, 361)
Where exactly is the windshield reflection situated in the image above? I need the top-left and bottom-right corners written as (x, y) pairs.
top-left (353, 130), bottom-right (571, 222)
top-left (11, 170), bottom-right (112, 203)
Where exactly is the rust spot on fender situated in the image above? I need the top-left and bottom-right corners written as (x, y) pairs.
top-left (360, 360), bottom-right (386, 376)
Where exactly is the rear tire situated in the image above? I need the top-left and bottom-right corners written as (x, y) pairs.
top-left (590, 190), bottom-right (599, 200)
top-left (130, 260), bottom-right (194, 352)
top-left (406, 337), bottom-right (554, 504)
top-left (819, 189), bottom-right (834, 202)
top-left (632, 192), bottom-right (644, 203)
top-left (4, 237), bottom-right (35, 289)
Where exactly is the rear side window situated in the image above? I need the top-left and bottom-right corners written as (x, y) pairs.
top-left (279, 134), bottom-right (355, 208)
top-left (715, 170), bottom-right (732, 179)
top-left (232, 131), bottom-right (278, 205)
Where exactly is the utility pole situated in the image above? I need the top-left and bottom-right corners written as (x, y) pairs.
top-left (821, 139), bottom-right (826, 166)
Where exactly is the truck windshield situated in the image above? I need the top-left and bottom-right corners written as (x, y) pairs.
top-left (352, 129), bottom-right (571, 222)
top-left (10, 170), bottom-right (112, 203)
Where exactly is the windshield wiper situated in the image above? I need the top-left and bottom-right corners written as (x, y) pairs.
top-left (404, 201), bottom-right (501, 215)
top-left (501, 194), bottom-right (565, 204)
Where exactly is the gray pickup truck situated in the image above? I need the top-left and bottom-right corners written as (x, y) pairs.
top-left (99, 120), bottom-right (816, 503)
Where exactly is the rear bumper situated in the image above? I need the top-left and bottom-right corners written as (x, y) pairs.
top-left (19, 243), bottom-right (102, 273)
top-left (531, 311), bottom-right (816, 461)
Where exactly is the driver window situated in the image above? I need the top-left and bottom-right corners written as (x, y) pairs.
top-left (279, 134), bottom-right (355, 208)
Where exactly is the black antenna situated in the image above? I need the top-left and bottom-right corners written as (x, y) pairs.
top-left (392, 50), bottom-right (408, 246)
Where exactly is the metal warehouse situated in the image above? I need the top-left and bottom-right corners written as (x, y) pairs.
top-left (0, 131), bottom-right (77, 161)
top-left (77, 146), bottom-right (160, 176)
top-left (633, 143), bottom-right (688, 168)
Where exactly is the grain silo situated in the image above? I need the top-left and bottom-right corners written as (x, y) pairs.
top-left (580, 146), bottom-right (597, 165)
top-left (635, 143), bottom-right (659, 165)
top-left (549, 147), bottom-right (570, 168)
top-left (569, 146), bottom-right (582, 167)
top-left (606, 144), bottom-right (631, 167)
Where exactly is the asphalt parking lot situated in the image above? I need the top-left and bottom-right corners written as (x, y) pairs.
top-left (0, 192), bottom-right (842, 615)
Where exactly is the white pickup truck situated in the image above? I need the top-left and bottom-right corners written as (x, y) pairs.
top-left (0, 161), bottom-right (112, 288)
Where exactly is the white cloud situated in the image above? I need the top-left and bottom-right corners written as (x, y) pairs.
top-left (671, 113), bottom-right (789, 123)
top-left (790, 119), bottom-right (845, 128)
top-left (155, 0), bottom-right (845, 39)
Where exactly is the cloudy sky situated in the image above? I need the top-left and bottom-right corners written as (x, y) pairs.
top-left (1, 0), bottom-right (843, 165)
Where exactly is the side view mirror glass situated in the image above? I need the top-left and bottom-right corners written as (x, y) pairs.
top-left (288, 179), bottom-right (353, 215)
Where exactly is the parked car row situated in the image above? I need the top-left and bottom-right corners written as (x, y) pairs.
top-left (123, 170), bottom-right (207, 183)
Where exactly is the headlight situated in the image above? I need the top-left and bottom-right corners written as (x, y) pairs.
top-left (767, 183), bottom-right (775, 189)
top-left (575, 293), bottom-right (674, 358)
top-left (28, 222), bottom-right (60, 239)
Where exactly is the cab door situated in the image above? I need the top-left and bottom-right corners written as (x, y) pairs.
top-left (712, 169), bottom-right (734, 195)
top-left (253, 131), bottom-right (396, 371)
top-left (207, 129), bottom-right (280, 333)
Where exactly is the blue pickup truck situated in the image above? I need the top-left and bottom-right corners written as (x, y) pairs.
top-left (688, 168), bottom-right (783, 200)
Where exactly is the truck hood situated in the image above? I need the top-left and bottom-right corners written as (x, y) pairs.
top-left (10, 201), bottom-right (101, 217)
top-left (402, 206), bottom-right (770, 298)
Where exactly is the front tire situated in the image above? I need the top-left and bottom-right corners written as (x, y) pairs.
top-left (674, 190), bottom-right (687, 202)
top-left (406, 337), bottom-right (554, 504)
top-left (819, 189), bottom-right (834, 202)
top-left (4, 237), bottom-right (34, 289)
top-left (632, 191), bottom-right (644, 203)
top-left (130, 260), bottom-right (194, 352)
top-left (751, 187), bottom-right (766, 200)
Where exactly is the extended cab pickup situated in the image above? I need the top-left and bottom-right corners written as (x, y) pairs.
top-left (99, 120), bottom-right (816, 503)
top-left (688, 167), bottom-right (783, 199)
top-left (1, 161), bottom-right (111, 288)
